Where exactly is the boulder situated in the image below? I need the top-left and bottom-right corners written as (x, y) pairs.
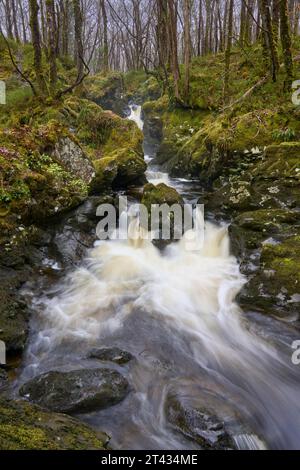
top-left (88, 348), bottom-right (134, 365)
top-left (239, 236), bottom-right (300, 318)
top-left (51, 137), bottom-right (95, 184)
top-left (19, 369), bottom-right (130, 413)
top-left (141, 183), bottom-right (184, 210)
top-left (92, 149), bottom-right (147, 193)
top-left (0, 398), bottom-right (108, 450)
top-left (0, 268), bottom-right (30, 353)
top-left (0, 369), bottom-right (8, 391)
top-left (165, 394), bottom-right (236, 450)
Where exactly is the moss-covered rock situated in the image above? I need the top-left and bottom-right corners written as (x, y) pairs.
top-left (0, 398), bottom-right (108, 450)
top-left (238, 236), bottom-right (300, 318)
top-left (92, 149), bottom-right (146, 193)
top-left (141, 183), bottom-right (184, 210)
top-left (83, 72), bottom-right (126, 116)
top-left (20, 369), bottom-right (130, 413)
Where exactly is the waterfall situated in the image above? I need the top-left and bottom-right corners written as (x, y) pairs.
top-left (19, 103), bottom-right (300, 451)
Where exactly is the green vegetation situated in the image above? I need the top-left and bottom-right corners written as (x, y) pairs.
top-left (0, 398), bottom-right (107, 450)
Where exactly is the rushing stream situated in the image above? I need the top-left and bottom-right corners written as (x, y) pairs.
top-left (16, 105), bottom-right (300, 450)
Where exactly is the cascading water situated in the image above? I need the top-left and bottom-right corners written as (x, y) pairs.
top-left (18, 105), bottom-right (300, 450)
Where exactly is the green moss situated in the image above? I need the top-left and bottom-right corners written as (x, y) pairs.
top-left (0, 398), bottom-right (107, 450)
top-left (141, 183), bottom-right (183, 211)
top-left (261, 236), bottom-right (300, 296)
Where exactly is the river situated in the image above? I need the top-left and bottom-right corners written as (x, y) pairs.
top-left (15, 104), bottom-right (300, 450)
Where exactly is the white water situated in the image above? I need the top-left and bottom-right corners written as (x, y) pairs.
top-left (20, 105), bottom-right (300, 450)
top-left (129, 105), bottom-right (170, 187)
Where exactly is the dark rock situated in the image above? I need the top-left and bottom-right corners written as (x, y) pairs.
top-left (0, 369), bottom-right (8, 391)
top-left (88, 348), bottom-right (134, 365)
top-left (0, 283), bottom-right (29, 353)
top-left (20, 369), bottom-right (130, 413)
top-left (165, 394), bottom-right (236, 450)
top-left (0, 398), bottom-right (108, 450)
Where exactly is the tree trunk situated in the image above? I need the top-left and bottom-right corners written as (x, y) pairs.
top-left (184, 0), bottom-right (191, 101)
top-left (29, 0), bottom-right (47, 94)
top-left (73, 0), bottom-right (84, 79)
top-left (167, 0), bottom-right (180, 101)
top-left (45, 0), bottom-right (57, 94)
top-left (4, 0), bottom-right (13, 39)
top-left (18, 0), bottom-right (27, 43)
top-left (240, 0), bottom-right (247, 46)
top-left (100, 0), bottom-right (109, 73)
top-left (223, 0), bottom-right (234, 103)
top-left (280, 0), bottom-right (293, 90)
top-left (11, 0), bottom-right (20, 43)
top-left (259, 0), bottom-right (279, 81)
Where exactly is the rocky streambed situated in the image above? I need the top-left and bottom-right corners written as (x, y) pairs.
top-left (0, 100), bottom-right (300, 450)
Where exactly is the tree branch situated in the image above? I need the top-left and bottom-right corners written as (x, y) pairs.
top-left (55, 55), bottom-right (90, 99)
top-left (0, 29), bottom-right (37, 96)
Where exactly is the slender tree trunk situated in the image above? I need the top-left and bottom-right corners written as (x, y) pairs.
top-left (4, 0), bottom-right (13, 39)
top-left (224, 0), bottom-right (234, 103)
top-left (61, 0), bottom-right (70, 56)
top-left (11, 0), bottom-right (20, 43)
top-left (45, 0), bottom-right (57, 94)
top-left (240, 0), bottom-right (247, 46)
top-left (29, 0), bottom-right (47, 94)
top-left (167, 0), bottom-right (180, 101)
top-left (197, 0), bottom-right (203, 56)
top-left (100, 0), bottom-right (109, 73)
top-left (73, 0), bottom-right (84, 79)
top-left (18, 0), bottom-right (27, 43)
top-left (280, 0), bottom-right (293, 90)
top-left (259, 0), bottom-right (279, 81)
top-left (245, 0), bottom-right (255, 43)
top-left (184, 0), bottom-right (191, 101)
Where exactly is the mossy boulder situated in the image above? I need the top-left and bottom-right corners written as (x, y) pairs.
top-left (141, 183), bottom-right (184, 210)
top-left (91, 157), bottom-right (119, 191)
top-left (0, 398), bottom-right (108, 450)
top-left (20, 368), bottom-right (130, 413)
top-left (0, 124), bottom-right (90, 229)
top-left (83, 72), bottom-right (126, 116)
top-left (230, 209), bottom-right (300, 257)
top-left (92, 149), bottom-right (147, 192)
top-left (239, 236), bottom-right (300, 318)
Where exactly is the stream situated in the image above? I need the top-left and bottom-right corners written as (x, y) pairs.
top-left (14, 105), bottom-right (300, 450)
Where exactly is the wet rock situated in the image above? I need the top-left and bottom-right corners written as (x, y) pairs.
top-left (239, 236), bottom-right (300, 318)
top-left (0, 398), bottom-right (108, 450)
top-left (0, 272), bottom-right (30, 353)
top-left (0, 369), bottom-right (8, 391)
top-left (20, 369), bottom-right (130, 413)
top-left (51, 137), bottom-right (95, 184)
top-left (88, 348), bottom-right (134, 365)
top-left (165, 395), bottom-right (236, 450)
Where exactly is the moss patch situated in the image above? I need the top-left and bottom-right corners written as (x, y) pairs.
top-left (0, 398), bottom-right (107, 450)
